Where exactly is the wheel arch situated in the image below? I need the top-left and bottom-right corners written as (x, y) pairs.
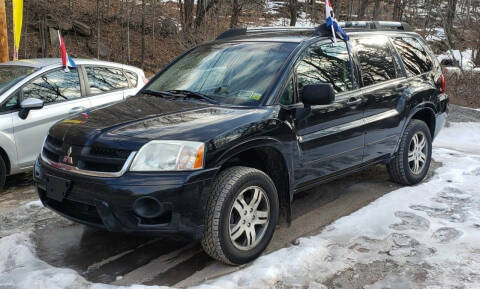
top-left (409, 105), bottom-right (436, 138)
top-left (394, 103), bottom-right (436, 154)
top-left (0, 146), bottom-right (11, 175)
top-left (213, 137), bottom-right (294, 224)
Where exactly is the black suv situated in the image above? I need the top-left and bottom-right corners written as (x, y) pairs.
top-left (34, 21), bottom-right (448, 265)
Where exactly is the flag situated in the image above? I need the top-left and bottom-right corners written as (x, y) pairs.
top-left (325, 0), bottom-right (349, 43)
top-left (58, 31), bottom-right (76, 72)
top-left (12, 0), bottom-right (23, 60)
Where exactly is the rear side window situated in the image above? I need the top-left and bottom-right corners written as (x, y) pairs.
top-left (354, 36), bottom-right (398, 86)
top-left (85, 66), bottom-right (129, 94)
top-left (296, 41), bottom-right (353, 96)
top-left (392, 37), bottom-right (433, 76)
top-left (23, 68), bottom-right (81, 104)
top-left (125, 71), bottom-right (138, 87)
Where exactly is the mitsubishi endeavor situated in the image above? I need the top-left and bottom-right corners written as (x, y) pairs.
top-left (34, 22), bottom-right (448, 265)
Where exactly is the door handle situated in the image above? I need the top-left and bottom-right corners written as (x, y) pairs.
top-left (69, 106), bottom-right (85, 115)
top-left (346, 98), bottom-right (362, 106)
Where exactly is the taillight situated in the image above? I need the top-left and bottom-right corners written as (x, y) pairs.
top-left (440, 74), bottom-right (446, 93)
top-left (142, 75), bottom-right (149, 84)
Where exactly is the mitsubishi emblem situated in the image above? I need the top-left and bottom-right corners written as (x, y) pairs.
top-left (63, 146), bottom-right (73, 165)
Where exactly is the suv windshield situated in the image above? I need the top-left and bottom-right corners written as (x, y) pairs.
top-left (0, 65), bottom-right (36, 95)
top-left (145, 42), bottom-right (297, 105)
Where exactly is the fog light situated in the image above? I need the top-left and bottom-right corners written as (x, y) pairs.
top-left (133, 197), bottom-right (164, 218)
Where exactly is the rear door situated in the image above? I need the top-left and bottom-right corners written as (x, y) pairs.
top-left (12, 67), bottom-right (89, 168)
top-left (293, 40), bottom-right (366, 186)
top-left (352, 35), bottom-right (407, 162)
top-left (83, 66), bottom-right (130, 109)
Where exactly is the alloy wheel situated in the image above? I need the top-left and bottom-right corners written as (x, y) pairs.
top-left (228, 186), bottom-right (270, 251)
top-left (408, 131), bottom-right (428, 175)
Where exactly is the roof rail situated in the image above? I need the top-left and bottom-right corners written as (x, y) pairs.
top-left (216, 21), bottom-right (412, 40)
top-left (215, 26), bottom-right (314, 40)
top-left (338, 21), bottom-right (412, 31)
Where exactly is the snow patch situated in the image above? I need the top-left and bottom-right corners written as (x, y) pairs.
top-left (24, 200), bottom-right (43, 209)
top-left (1, 122), bottom-right (480, 288)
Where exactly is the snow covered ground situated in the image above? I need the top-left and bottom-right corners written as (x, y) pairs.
top-left (1, 121), bottom-right (480, 289)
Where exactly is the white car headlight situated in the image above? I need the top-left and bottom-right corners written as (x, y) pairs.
top-left (130, 140), bottom-right (205, 171)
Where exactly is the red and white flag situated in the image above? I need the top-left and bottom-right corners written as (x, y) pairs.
top-left (58, 31), bottom-right (76, 72)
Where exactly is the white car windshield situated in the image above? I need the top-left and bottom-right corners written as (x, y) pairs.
top-left (0, 66), bottom-right (36, 95)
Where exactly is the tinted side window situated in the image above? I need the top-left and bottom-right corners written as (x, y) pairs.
top-left (354, 37), bottom-right (397, 86)
top-left (85, 67), bottom-right (129, 94)
top-left (392, 37), bottom-right (433, 76)
top-left (23, 69), bottom-right (81, 104)
top-left (296, 41), bottom-right (353, 96)
top-left (125, 71), bottom-right (138, 87)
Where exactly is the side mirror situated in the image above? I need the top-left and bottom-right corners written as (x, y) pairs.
top-left (19, 98), bottom-right (44, 120)
top-left (302, 83), bottom-right (335, 106)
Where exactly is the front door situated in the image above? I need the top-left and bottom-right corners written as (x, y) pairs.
top-left (12, 67), bottom-right (90, 168)
top-left (293, 40), bottom-right (366, 187)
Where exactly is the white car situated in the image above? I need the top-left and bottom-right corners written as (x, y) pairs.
top-left (0, 58), bottom-right (146, 189)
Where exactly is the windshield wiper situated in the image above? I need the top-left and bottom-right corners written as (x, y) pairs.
top-left (166, 90), bottom-right (218, 104)
top-left (142, 89), bottom-right (174, 97)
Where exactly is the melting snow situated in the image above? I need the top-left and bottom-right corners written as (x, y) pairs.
top-left (1, 122), bottom-right (480, 288)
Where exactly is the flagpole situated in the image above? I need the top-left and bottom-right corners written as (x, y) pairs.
top-left (331, 22), bottom-right (336, 43)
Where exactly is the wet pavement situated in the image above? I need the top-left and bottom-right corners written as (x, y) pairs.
top-left (0, 162), bottom-right (440, 288)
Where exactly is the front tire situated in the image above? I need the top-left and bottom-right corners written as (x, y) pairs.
top-left (387, 119), bottom-right (432, 185)
top-left (201, 166), bottom-right (279, 265)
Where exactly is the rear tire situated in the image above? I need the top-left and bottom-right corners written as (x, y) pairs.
top-left (0, 155), bottom-right (6, 191)
top-left (201, 166), bottom-right (279, 265)
top-left (387, 119), bottom-right (432, 185)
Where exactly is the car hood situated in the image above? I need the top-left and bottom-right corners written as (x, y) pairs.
top-left (50, 95), bottom-right (269, 148)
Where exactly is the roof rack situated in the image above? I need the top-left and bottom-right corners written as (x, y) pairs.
top-left (215, 26), bottom-right (315, 40)
top-left (338, 21), bottom-right (412, 31)
top-left (215, 21), bottom-right (412, 40)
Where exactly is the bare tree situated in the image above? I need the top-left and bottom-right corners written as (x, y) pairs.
top-left (181, 0), bottom-right (195, 31)
top-left (446, 0), bottom-right (458, 35)
top-left (96, 0), bottom-right (100, 59)
top-left (393, 0), bottom-right (402, 20)
top-left (195, 0), bottom-right (219, 29)
top-left (358, 0), bottom-right (369, 20)
top-left (373, 0), bottom-right (381, 19)
top-left (347, 0), bottom-right (354, 20)
top-left (230, 0), bottom-right (242, 28)
top-left (288, 0), bottom-right (297, 26)
top-left (152, 0), bottom-right (157, 41)
top-left (127, 0), bottom-right (136, 63)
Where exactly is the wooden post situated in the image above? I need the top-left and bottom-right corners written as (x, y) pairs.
top-left (0, 0), bottom-right (9, 63)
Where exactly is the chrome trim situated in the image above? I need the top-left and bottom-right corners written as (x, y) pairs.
top-left (299, 109), bottom-right (399, 143)
top-left (363, 109), bottom-right (399, 125)
top-left (40, 151), bottom-right (137, 178)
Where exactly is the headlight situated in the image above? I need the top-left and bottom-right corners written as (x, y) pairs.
top-left (130, 140), bottom-right (204, 171)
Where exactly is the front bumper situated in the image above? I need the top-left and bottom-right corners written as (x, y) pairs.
top-left (34, 158), bottom-right (219, 240)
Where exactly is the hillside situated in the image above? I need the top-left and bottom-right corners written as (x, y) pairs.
top-left (2, 0), bottom-right (479, 106)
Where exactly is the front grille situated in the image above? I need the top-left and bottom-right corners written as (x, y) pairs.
top-left (42, 135), bottom-right (131, 173)
top-left (90, 146), bottom-right (131, 159)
